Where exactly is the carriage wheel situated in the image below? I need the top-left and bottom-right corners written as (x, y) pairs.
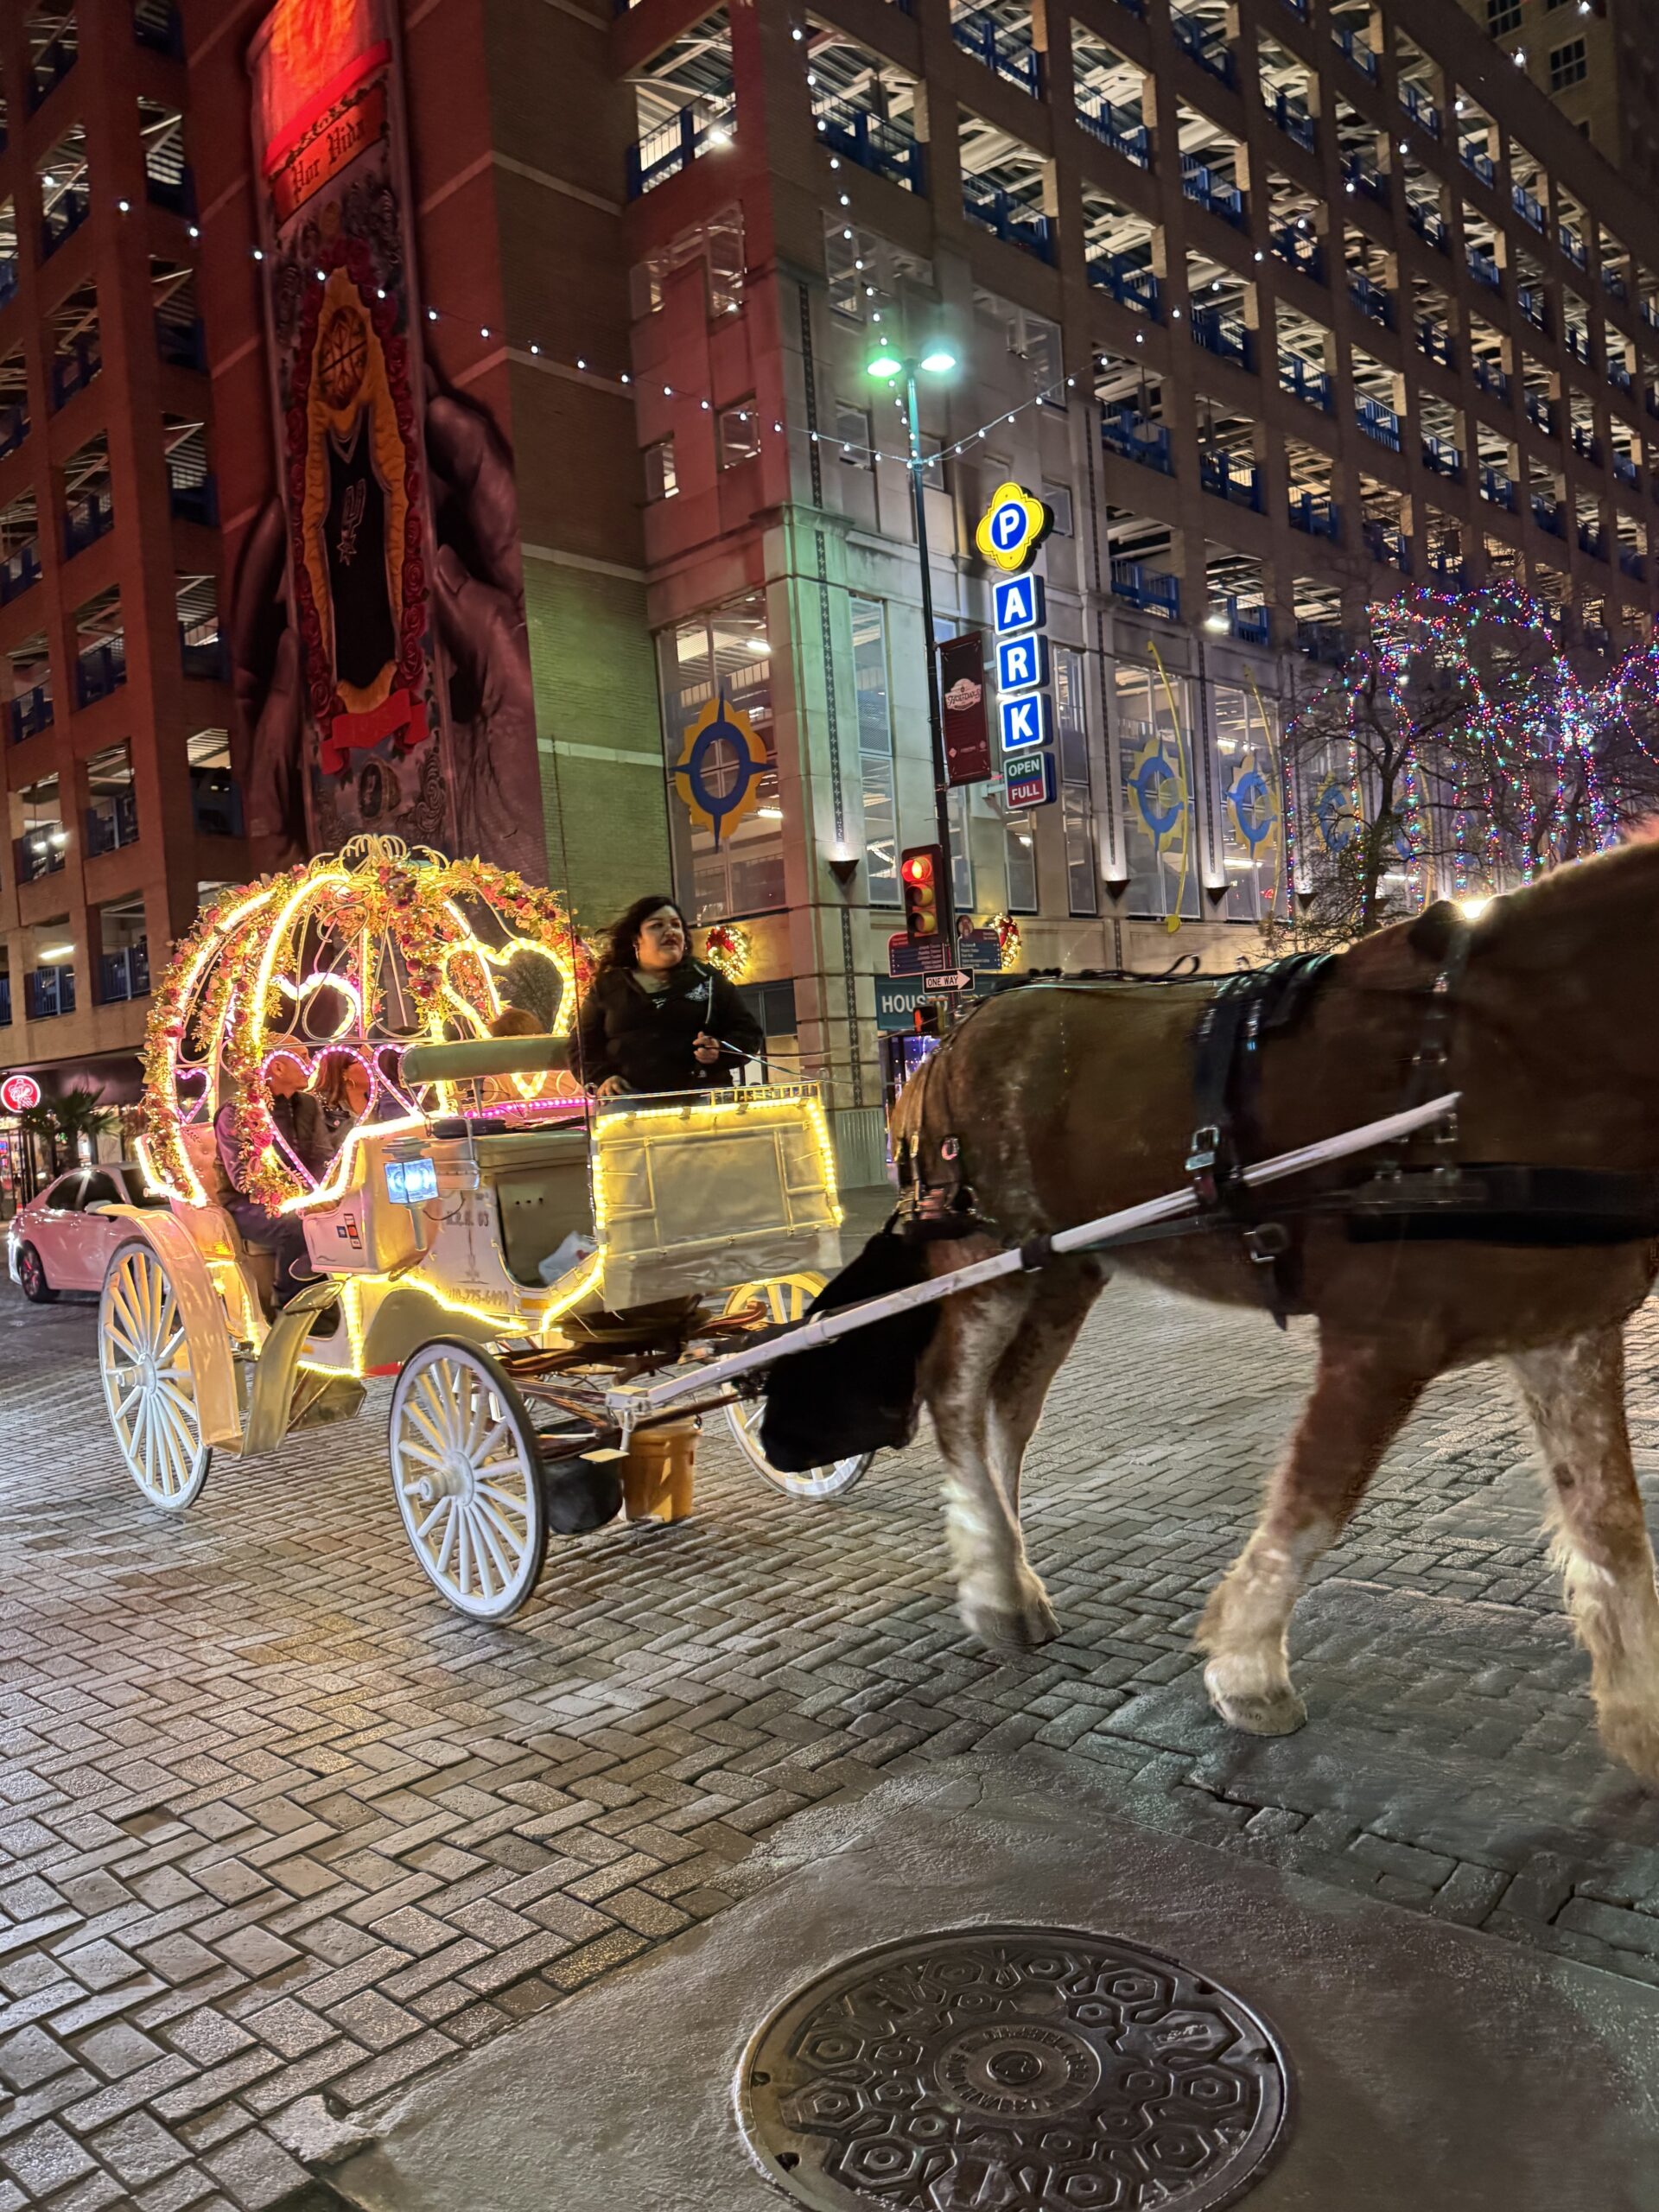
top-left (721, 1275), bottom-right (873, 1502)
top-left (99, 1242), bottom-right (213, 1510)
top-left (389, 1338), bottom-right (548, 1621)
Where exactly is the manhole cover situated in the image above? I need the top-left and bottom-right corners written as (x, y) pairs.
top-left (736, 1926), bottom-right (1289, 2212)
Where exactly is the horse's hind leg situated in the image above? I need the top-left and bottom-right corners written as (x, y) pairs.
top-left (1198, 1331), bottom-right (1431, 1736)
top-left (1506, 1324), bottom-right (1659, 1786)
top-left (925, 1276), bottom-right (1066, 1652)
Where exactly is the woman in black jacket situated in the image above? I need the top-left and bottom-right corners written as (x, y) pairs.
top-left (574, 895), bottom-right (766, 1098)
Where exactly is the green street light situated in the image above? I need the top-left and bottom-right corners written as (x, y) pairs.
top-left (859, 337), bottom-right (961, 951)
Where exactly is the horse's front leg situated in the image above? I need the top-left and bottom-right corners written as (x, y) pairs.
top-left (1199, 1330), bottom-right (1433, 1735)
top-left (925, 1281), bottom-right (1057, 1651)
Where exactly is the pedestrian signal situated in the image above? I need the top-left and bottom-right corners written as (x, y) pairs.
top-left (912, 1001), bottom-right (943, 1039)
top-left (900, 845), bottom-right (944, 940)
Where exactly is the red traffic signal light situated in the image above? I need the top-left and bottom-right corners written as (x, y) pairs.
top-left (900, 844), bottom-right (944, 940)
top-left (912, 1000), bottom-right (942, 1039)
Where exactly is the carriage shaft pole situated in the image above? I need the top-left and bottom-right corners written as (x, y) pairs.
top-left (608, 1093), bottom-right (1460, 1421)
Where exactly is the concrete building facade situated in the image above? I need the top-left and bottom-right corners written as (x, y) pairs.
top-left (0, 0), bottom-right (251, 1170)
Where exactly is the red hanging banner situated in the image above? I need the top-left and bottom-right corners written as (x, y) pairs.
top-left (939, 632), bottom-right (993, 786)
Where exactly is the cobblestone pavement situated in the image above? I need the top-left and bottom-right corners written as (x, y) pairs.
top-left (3, 1268), bottom-right (1659, 2209)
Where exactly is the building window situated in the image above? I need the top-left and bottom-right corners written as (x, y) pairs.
top-left (717, 399), bottom-right (760, 467)
top-left (978, 294), bottom-right (1065, 397)
top-left (1053, 648), bottom-right (1098, 917)
top-left (657, 594), bottom-right (785, 924)
top-left (835, 404), bottom-right (873, 466)
top-left (1548, 36), bottom-right (1587, 87)
top-left (645, 438), bottom-right (678, 500)
top-left (1116, 661), bottom-right (1199, 922)
top-left (850, 598), bottom-right (901, 906)
top-left (918, 434), bottom-right (945, 492)
top-left (1004, 810), bottom-right (1038, 913)
top-left (1486, 0), bottom-right (1522, 34)
top-left (1043, 482), bottom-right (1074, 537)
top-left (1214, 683), bottom-right (1283, 924)
top-left (629, 206), bottom-right (745, 319)
top-left (826, 219), bottom-right (868, 321)
top-left (946, 788), bottom-right (974, 914)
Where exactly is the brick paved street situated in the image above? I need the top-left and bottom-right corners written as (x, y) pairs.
top-left (4, 1268), bottom-right (1659, 2209)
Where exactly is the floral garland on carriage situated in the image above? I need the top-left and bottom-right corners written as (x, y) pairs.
top-left (140, 837), bottom-right (594, 1216)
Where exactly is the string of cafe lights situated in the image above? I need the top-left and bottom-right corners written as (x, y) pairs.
top-left (239, 244), bottom-right (1079, 473)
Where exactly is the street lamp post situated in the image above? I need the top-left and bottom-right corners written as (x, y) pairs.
top-left (868, 341), bottom-right (958, 947)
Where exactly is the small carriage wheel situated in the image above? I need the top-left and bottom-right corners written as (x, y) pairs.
top-left (99, 1241), bottom-right (213, 1510)
top-left (721, 1276), bottom-right (873, 1502)
top-left (389, 1338), bottom-right (549, 1621)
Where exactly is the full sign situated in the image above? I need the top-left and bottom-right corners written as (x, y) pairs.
top-left (0, 1073), bottom-right (41, 1114)
top-left (1006, 751), bottom-right (1057, 810)
top-left (991, 550), bottom-right (1058, 808)
top-left (973, 481), bottom-right (1054, 575)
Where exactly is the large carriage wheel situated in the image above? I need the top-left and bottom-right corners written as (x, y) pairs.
top-left (99, 1241), bottom-right (213, 1510)
top-left (721, 1275), bottom-right (873, 1502)
top-left (389, 1338), bottom-right (548, 1621)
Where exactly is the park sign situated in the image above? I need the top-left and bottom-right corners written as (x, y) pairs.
top-left (992, 563), bottom-right (1058, 810)
top-left (974, 481), bottom-right (1054, 575)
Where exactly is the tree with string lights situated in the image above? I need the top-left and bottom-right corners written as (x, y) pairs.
top-left (1271, 588), bottom-right (1659, 950)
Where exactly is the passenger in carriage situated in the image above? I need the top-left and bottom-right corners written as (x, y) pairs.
top-left (212, 1039), bottom-right (327, 1308)
top-left (574, 894), bottom-right (764, 1101)
top-left (311, 1048), bottom-right (375, 1165)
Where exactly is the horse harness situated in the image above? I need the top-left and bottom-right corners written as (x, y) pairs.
top-left (898, 913), bottom-right (1659, 1319)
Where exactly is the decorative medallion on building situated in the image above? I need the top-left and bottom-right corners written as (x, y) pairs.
top-left (671, 693), bottom-right (771, 846)
top-left (738, 1925), bottom-right (1290, 2212)
top-left (974, 480), bottom-right (1055, 575)
top-left (1311, 773), bottom-right (1361, 854)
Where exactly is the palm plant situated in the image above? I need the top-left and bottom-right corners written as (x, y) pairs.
top-left (18, 1085), bottom-right (116, 1175)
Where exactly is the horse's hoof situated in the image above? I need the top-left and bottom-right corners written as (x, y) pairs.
top-left (1204, 1661), bottom-right (1306, 1738)
top-left (1599, 1700), bottom-right (1659, 1788)
top-left (963, 1586), bottom-right (1060, 1653)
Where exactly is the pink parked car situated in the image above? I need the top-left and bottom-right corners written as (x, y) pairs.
top-left (8, 1164), bottom-right (163, 1302)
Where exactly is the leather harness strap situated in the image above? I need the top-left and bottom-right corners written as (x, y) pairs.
top-left (1185, 951), bottom-right (1338, 1323)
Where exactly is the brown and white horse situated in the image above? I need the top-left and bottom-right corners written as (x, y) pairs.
top-left (891, 839), bottom-right (1659, 1783)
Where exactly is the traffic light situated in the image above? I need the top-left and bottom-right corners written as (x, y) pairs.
top-left (900, 844), bottom-right (944, 940)
top-left (912, 1000), bottom-right (942, 1039)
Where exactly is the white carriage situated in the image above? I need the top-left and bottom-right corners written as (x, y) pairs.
top-left (95, 841), bottom-right (867, 1620)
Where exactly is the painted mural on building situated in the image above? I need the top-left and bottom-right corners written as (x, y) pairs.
top-left (237, 0), bottom-right (543, 876)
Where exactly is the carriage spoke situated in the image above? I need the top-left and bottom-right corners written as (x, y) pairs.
top-left (433, 1501), bottom-right (459, 1578)
top-left (412, 1497), bottom-right (448, 1541)
top-left (474, 1491), bottom-right (527, 1551)
top-left (469, 1506), bottom-right (514, 1591)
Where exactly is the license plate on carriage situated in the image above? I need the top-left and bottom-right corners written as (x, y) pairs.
top-left (385, 1156), bottom-right (439, 1205)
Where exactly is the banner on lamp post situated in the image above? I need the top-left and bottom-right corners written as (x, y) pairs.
top-left (938, 632), bottom-right (993, 786)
